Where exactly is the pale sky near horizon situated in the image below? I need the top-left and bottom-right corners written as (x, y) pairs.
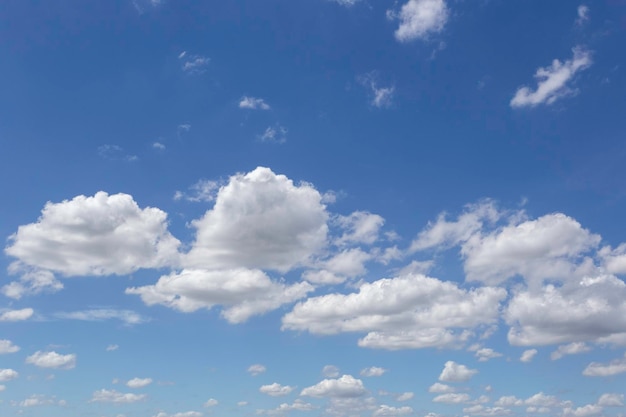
top-left (1, 1), bottom-right (626, 417)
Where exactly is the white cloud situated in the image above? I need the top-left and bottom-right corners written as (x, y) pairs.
top-left (152, 141), bottom-right (166, 150)
top-left (410, 201), bottom-right (499, 252)
top-left (0, 368), bottom-right (18, 382)
top-left (463, 213), bottom-right (600, 287)
top-left (583, 353), bottom-right (626, 376)
top-left (179, 53), bottom-right (210, 74)
top-left (91, 389), bottom-right (147, 403)
top-left (259, 383), bottom-right (294, 396)
top-left (505, 275), bottom-right (626, 345)
top-left (433, 393), bottom-right (471, 403)
top-left (324, 248), bottom-right (372, 278)
top-left (396, 392), bottom-right (414, 401)
top-left (184, 167), bottom-right (328, 272)
top-left (563, 404), bottom-right (603, 417)
top-left (204, 398), bottom-right (218, 407)
top-left (0, 308), bottom-right (34, 322)
top-left (388, 0), bottom-right (448, 43)
top-left (494, 396), bottom-right (523, 407)
top-left (127, 377), bottom-right (152, 388)
top-left (239, 96), bottom-right (271, 110)
top-left (360, 366), bottom-right (386, 377)
top-left (373, 405), bottom-right (413, 416)
top-left (26, 351), bottom-right (76, 369)
top-left (475, 347), bottom-right (503, 362)
top-left (550, 342), bottom-right (591, 360)
top-left (597, 393), bottom-right (624, 407)
top-left (322, 365), bottom-right (340, 378)
top-left (174, 179), bottom-right (220, 203)
top-left (510, 47), bottom-right (592, 108)
top-left (282, 273), bottom-right (505, 350)
top-left (520, 349), bottom-right (538, 363)
top-left (428, 383), bottom-right (455, 393)
top-left (438, 361), bottom-right (477, 382)
top-left (127, 268), bottom-right (313, 323)
top-left (358, 73), bottom-right (394, 108)
top-left (576, 5), bottom-right (589, 25)
top-left (258, 125), bottom-right (288, 143)
top-left (335, 211), bottom-right (385, 246)
top-left (524, 392), bottom-right (561, 408)
top-left (5, 192), bottom-right (180, 277)
top-left (300, 375), bottom-right (366, 398)
top-left (18, 394), bottom-right (65, 407)
top-left (154, 412), bottom-right (203, 417)
top-left (248, 364), bottom-right (266, 376)
top-left (55, 309), bottom-right (147, 325)
top-left (0, 340), bottom-right (20, 354)
top-left (330, 0), bottom-right (361, 7)
top-left (2, 268), bottom-right (63, 299)
top-left (256, 399), bottom-right (316, 415)
top-left (106, 344), bottom-right (119, 351)
top-left (97, 144), bottom-right (138, 162)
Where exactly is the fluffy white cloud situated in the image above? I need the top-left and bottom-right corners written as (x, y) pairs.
top-left (248, 364), bottom-right (266, 376)
top-left (5, 192), bottom-right (180, 277)
top-left (300, 375), bottom-right (366, 398)
top-left (335, 211), bottom-right (385, 246)
top-left (25, 351), bottom-right (76, 369)
top-left (410, 201), bottom-right (499, 252)
top-left (256, 399), bottom-right (316, 415)
top-left (463, 404), bottom-right (512, 416)
top-left (597, 393), bottom-right (624, 407)
top-left (494, 396), bottom-right (523, 407)
top-left (0, 308), bottom-right (34, 322)
top-left (239, 96), bottom-right (270, 110)
top-left (396, 392), bottom-right (414, 401)
top-left (428, 383), bottom-right (455, 393)
top-left (2, 268), bottom-right (62, 299)
top-left (18, 394), bottom-right (65, 407)
top-left (55, 309), bottom-right (146, 325)
top-left (433, 393), bottom-right (470, 403)
top-left (90, 389), bottom-right (147, 403)
top-left (282, 273), bottom-right (505, 350)
top-left (359, 366), bottom-right (386, 377)
top-left (520, 349), bottom-right (538, 363)
top-left (438, 361), bottom-right (477, 382)
top-left (563, 404), bottom-right (603, 417)
top-left (185, 167), bottom-right (328, 272)
top-left (463, 213), bottom-right (600, 287)
top-left (204, 398), bottom-right (218, 407)
top-left (0, 340), bottom-right (20, 354)
top-left (505, 275), bottom-right (626, 345)
top-left (525, 392), bottom-right (561, 408)
top-left (259, 383), bottom-right (294, 396)
top-left (127, 377), bottom-right (152, 388)
top-left (389, 0), bottom-right (448, 42)
top-left (475, 347), bottom-right (503, 362)
top-left (373, 405), bottom-right (413, 416)
top-left (0, 369), bottom-right (18, 382)
top-left (510, 47), bottom-right (592, 108)
top-left (127, 268), bottom-right (313, 323)
top-left (550, 342), bottom-right (591, 360)
top-left (583, 353), bottom-right (626, 376)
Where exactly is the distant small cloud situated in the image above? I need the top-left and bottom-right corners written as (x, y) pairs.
top-left (322, 365), bottom-right (340, 378)
top-left (239, 96), bottom-right (271, 110)
top-left (106, 344), bottom-right (119, 352)
top-left (330, 0), bottom-right (361, 7)
top-left (520, 349), bottom-right (538, 363)
top-left (152, 142), bottom-right (166, 150)
top-left (258, 124), bottom-right (288, 144)
top-left (177, 123), bottom-right (191, 139)
top-left (98, 145), bottom-right (138, 162)
top-left (55, 309), bottom-right (147, 326)
top-left (358, 72), bottom-right (394, 108)
top-left (387, 0), bottom-right (449, 43)
top-left (179, 52), bottom-right (210, 74)
top-left (576, 5), bottom-right (589, 25)
top-left (247, 364), bottom-right (266, 376)
top-left (174, 179), bottom-right (220, 203)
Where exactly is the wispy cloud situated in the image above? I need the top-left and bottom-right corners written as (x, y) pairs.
top-left (178, 51), bottom-right (210, 74)
top-left (98, 144), bottom-right (138, 162)
top-left (358, 72), bottom-right (395, 108)
top-left (258, 124), bottom-right (288, 144)
top-left (55, 309), bottom-right (148, 325)
top-left (239, 96), bottom-right (271, 110)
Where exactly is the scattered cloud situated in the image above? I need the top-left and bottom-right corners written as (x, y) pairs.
top-left (360, 366), bottom-right (387, 377)
top-left (510, 47), bottom-right (592, 108)
top-left (0, 308), bottom-right (34, 322)
top-left (0, 368), bottom-right (19, 382)
top-left (154, 412), bottom-right (203, 417)
top-left (550, 342), bottom-right (591, 360)
top-left (174, 179), bottom-right (220, 203)
top-left (597, 393), bottom-right (624, 407)
top-left (97, 144), bottom-right (138, 162)
top-left (258, 124), bottom-right (288, 143)
top-left (373, 405), bottom-right (413, 416)
top-left (152, 141), bottom-right (166, 150)
top-left (428, 383), bottom-right (455, 393)
top-left (576, 5), bottom-right (589, 25)
top-left (204, 398), bottom-right (218, 407)
top-left (127, 377), bottom-right (153, 388)
top-left (90, 389), bottom-right (147, 403)
top-left (322, 365), bottom-right (340, 378)
top-left (396, 392), bottom-right (414, 401)
top-left (330, 0), bottom-right (361, 7)
top-left (248, 364), bottom-right (266, 376)
top-left (358, 73), bottom-right (395, 108)
top-left (239, 96), bottom-right (271, 110)
top-left (475, 347), bottom-right (503, 362)
top-left (583, 353), bottom-right (626, 377)
top-left (300, 375), bottom-right (367, 398)
top-left (17, 394), bottom-right (66, 407)
top-left (259, 383), bottom-right (295, 396)
top-left (387, 0), bottom-right (448, 43)
top-left (520, 349), bottom-right (538, 363)
top-left (256, 399), bottom-right (316, 415)
top-left (106, 344), bottom-right (119, 351)
top-left (0, 340), bottom-right (20, 354)
top-left (179, 52), bottom-right (210, 74)
top-left (433, 393), bottom-right (471, 404)
top-left (335, 211), bottom-right (385, 246)
top-left (438, 361), bottom-right (477, 382)
top-left (55, 309), bottom-right (147, 325)
top-left (25, 351), bottom-right (76, 370)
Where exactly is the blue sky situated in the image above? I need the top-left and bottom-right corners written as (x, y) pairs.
top-left (1, 0), bottom-right (626, 416)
